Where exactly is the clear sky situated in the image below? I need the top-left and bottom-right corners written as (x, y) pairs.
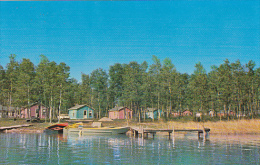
top-left (0, 1), bottom-right (259, 81)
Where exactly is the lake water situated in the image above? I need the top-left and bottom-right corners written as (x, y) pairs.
top-left (1, 132), bottom-right (260, 164)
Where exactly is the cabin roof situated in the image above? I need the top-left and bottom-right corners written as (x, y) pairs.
top-left (109, 106), bottom-right (133, 112)
top-left (68, 104), bottom-right (87, 110)
top-left (22, 102), bottom-right (46, 109)
top-left (68, 104), bottom-right (94, 111)
top-left (109, 106), bottom-right (125, 112)
top-left (182, 110), bottom-right (192, 113)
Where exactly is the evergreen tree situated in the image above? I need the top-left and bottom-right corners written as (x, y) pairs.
top-left (90, 68), bottom-right (108, 118)
top-left (149, 55), bottom-right (162, 118)
top-left (188, 62), bottom-right (209, 114)
top-left (108, 63), bottom-right (124, 107)
top-left (0, 65), bottom-right (7, 105)
top-left (6, 54), bottom-right (19, 117)
top-left (15, 58), bottom-right (35, 118)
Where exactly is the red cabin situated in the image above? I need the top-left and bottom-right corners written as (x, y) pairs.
top-left (21, 103), bottom-right (47, 119)
top-left (108, 106), bottom-right (133, 120)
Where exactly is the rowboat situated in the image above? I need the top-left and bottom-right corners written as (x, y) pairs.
top-left (63, 126), bottom-right (130, 135)
top-left (45, 123), bottom-right (69, 133)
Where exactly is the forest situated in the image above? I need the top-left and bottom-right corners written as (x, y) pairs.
top-left (0, 54), bottom-right (260, 121)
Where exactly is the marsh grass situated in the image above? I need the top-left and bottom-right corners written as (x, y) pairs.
top-left (167, 119), bottom-right (260, 134)
top-left (127, 119), bottom-right (260, 134)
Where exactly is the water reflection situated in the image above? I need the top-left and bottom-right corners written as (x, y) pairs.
top-left (1, 133), bottom-right (260, 164)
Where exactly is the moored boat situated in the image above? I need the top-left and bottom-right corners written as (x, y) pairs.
top-left (63, 125), bottom-right (130, 135)
top-left (45, 123), bottom-right (69, 133)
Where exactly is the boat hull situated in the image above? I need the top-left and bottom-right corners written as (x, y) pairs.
top-left (64, 127), bottom-right (130, 135)
top-left (45, 123), bottom-right (69, 133)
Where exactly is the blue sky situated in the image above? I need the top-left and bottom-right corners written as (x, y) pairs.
top-left (1, 1), bottom-right (259, 81)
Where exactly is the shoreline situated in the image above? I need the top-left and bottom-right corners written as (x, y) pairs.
top-left (1, 119), bottom-right (260, 134)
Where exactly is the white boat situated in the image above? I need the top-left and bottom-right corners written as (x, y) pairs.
top-left (63, 126), bottom-right (130, 135)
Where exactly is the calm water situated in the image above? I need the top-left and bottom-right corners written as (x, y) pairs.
top-left (1, 132), bottom-right (260, 164)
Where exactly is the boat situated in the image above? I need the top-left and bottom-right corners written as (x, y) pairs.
top-left (63, 123), bottom-right (130, 135)
top-left (45, 123), bottom-right (69, 133)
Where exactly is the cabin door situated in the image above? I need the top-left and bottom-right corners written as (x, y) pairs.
top-left (84, 110), bottom-right (88, 118)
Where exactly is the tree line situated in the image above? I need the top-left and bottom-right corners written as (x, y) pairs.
top-left (0, 54), bottom-right (259, 121)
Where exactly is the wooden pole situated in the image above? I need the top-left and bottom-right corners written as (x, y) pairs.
top-left (201, 124), bottom-right (206, 139)
top-left (172, 126), bottom-right (175, 139)
top-left (203, 127), bottom-right (206, 139)
top-left (141, 126), bottom-right (144, 140)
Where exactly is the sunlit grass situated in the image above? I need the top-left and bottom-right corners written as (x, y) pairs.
top-left (167, 119), bottom-right (260, 134)
top-left (126, 119), bottom-right (260, 134)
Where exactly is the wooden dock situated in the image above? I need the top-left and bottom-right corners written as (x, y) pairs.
top-left (130, 126), bottom-right (210, 140)
top-left (0, 124), bottom-right (33, 132)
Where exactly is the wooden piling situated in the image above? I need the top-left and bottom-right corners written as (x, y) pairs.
top-left (172, 126), bottom-right (175, 138)
top-left (141, 126), bottom-right (144, 140)
top-left (202, 125), bottom-right (206, 138)
top-left (129, 126), bottom-right (210, 140)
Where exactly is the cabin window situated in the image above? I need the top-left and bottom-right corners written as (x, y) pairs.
top-left (89, 111), bottom-right (92, 117)
top-left (84, 110), bottom-right (87, 116)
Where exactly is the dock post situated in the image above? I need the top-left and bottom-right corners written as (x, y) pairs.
top-left (78, 125), bottom-right (83, 136)
top-left (141, 126), bottom-right (144, 140)
top-left (201, 125), bottom-right (206, 139)
top-left (203, 128), bottom-right (206, 139)
top-left (79, 130), bottom-right (82, 136)
top-left (172, 126), bottom-right (175, 139)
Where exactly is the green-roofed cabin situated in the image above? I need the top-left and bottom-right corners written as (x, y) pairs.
top-left (68, 105), bottom-right (94, 119)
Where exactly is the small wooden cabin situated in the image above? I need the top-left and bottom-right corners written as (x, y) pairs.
top-left (145, 108), bottom-right (163, 119)
top-left (21, 103), bottom-right (46, 119)
top-left (0, 105), bottom-right (8, 118)
top-left (182, 110), bottom-right (193, 116)
top-left (68, 105), bottom-right (94, 119)
top-left (108, 107), bottom-right (133, 120)
top-left (209, 110), bottom-right (215, 117)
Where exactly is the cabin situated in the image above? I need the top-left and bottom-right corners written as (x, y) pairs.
top-left (0, 105), bottom-right (21, 118)
top-left (209, 110), bottom-right (215, 117)
top-left (171, 112), bottom-right (180, 117)
top-left (108, 106), bottom-right (133, 120)
top-left (217, 110), bottom-right (236, 117)
top-left (217, 110), bottom-right (225, 117)
top-left (196, 112), bottom-right (202, 118)
top-left (145, 108), bottom-right (163, 119)
top-left (7, 106), bottom-right (19, 118)
top-left (68, 105), bottom-right (94, 120)
top-left (0, 105), bottom-right (8, 118)
top-left (229, 110), bottom-right (235, 116)
top-left (182, 110), bottom-right (193, 116)
top-left (21, 103), bottom-right (47, 119)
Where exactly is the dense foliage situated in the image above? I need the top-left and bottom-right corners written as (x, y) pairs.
top-left (0, 55), bottom-right (259, 121)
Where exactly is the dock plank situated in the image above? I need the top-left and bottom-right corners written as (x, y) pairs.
top-left (0, 124), bottom-right (33, 132)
